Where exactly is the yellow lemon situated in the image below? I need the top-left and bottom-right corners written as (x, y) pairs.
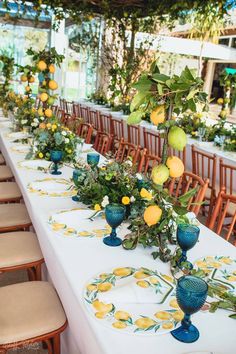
top-left (162, 275), bottom-right (173, 283)
top-left (46, 123), bottom-right (51, 128)
top-left (143, 205), bottom-right (162, 227)
top-left (97, 282), bottom-right (112, 292)
top-left (29, 76), bottom-right (35, 83)
top-left (38, 152), bottom-right (44, 159)
top-left (134, 271), bottom-right (149, 279)
top-left (208, 262), bottom-right (221, 269)
top-left (168, 126), bottom-right (187, 152)
top-left (155, 311), bottom-right (172, 320)
top-left (162, 322), bottom-right (174, 330)
top-left (113, 267), bottom-right (132, 277)
top-left (169, 299), bottom-right (179, 309)
top-left (166, 156), bottom-right (184, 178)
top-left (135, 317), bottom-right (155, 329)
top-left (172, 310), bottom-right (184, 321)
top-left (94, 204), bottom-right (101, 211)
top-left (92, 300), bottom-right (113, 312)
top-left (112, 321), bottom-right (127, 329)
top-left (114, 311), bottom-right (130, 321)
top-left (86, 284), bottom-right (97, 292)
top-left (95, 311), bottom-right (107, 319)
top-left (20, 75), bottom-right (27, 82)
top-left (151, 164), bottom-right (169, 185)
top-left (217, 98), bottom-right (224, 105)
top-left (52, 223), bottom-right (65, 230)
top-left (136, 280), bottom-right (150, 288)
top-left (52, 124), bottom-right (57, 130)
top-left (38, 108), bottom-right (44, 116)
top-left (150, 105), bottom-right (165, 125)
top-left (25, 85), bottom-right (31, 92)
top-left (48, 80), bottom-right (58, 90)
top-left (37, 60), bottom-right (47, 71)
top-left (227, 275), bottom-right (236, 282)
top-left (45, 108), bottom-right (53, 118)
top-left (48, 64), bottom-right (55, 73)
top-left (40, 92), bottom-right (48, 102)
top-left (195, 260), bottom-right (207, 268)
top-left (219, 257), bottom-right (232, 265)
top-left (149, 277), bottom-right (159, 285)
top-left (140, 188), bottom-right (152, 200)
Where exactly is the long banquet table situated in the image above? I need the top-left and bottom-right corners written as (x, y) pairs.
top-left (0, 120), bottom-right (236, 354)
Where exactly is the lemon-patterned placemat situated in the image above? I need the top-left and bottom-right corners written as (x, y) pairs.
top-left (84, 267), bottom-right (183, 335)
top-left (28, 178), bottom-right (75, 197)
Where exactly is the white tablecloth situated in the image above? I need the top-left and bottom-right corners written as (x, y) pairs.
top-left (0, 121), bottom-right (236, 354)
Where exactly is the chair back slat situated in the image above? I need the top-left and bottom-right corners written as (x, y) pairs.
top-left (73, 103), bottom-right (81, 118)
top-left (115, 138), bottom-right (140, 165)
top-left (138, 149), bottom-right (161, 175)
top-left (127, 125), bottom-right (140, 146)
top-left (220, 159), bottom-right (236, 195)
top-left (112, 118), bottom-right (124, 141)
top-left (93, 132), bottom-right (112, 155)
top-left (77, 123), bottom-right (93, 144)
top-left (192, 145), bottom-right (216, 190)
top-left (143, 128), bottom-right (163, 157)
top-left (89, 109), bottom-right (101, 131)
top-left (80, 105), bottom-right (89, 122)
top-left (100, 113), bottom-right (112, 134)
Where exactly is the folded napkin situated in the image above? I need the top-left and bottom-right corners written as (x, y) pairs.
top-left (98, 275), bottom-right (170, 304)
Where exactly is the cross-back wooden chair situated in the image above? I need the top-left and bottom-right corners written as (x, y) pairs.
top-left (168, 147), bottom-right (186, 167)
top-left (93, 132), bottom-right (113, 156)
top-left (220, 158), bottom-right (236, 195)
top-left (80, 105), bottom-right (90, 123)
top-left (59, 97), bottom-right (66, 111)
top-left (137, 148), bottom-right (161, 175)
top-left (127, 124), bottom-right (140, 146)
top-left (73, 103), bottom-right (81, 118)
top-left (168, 171), bottom-right (209, 216)
top-left (111, 118), bottom-right (124, 151)
top-left (89, 109), bottom-right (101, 131)
top-left (77, 123), bottom-right (93, 144)
top-left (61, 113), bottom-right (76, 131)
top-left (100, 112), bottom-right (113, 134)
top-left (115, 138), bottom-right (141, 166)
top-left (65, 100), bottom-right (74, 114)
top-left (192, 145), bottom-right (217, 215)
top-left (208, 190), bottom-right (236, 245)
top-left (143, 128), bottom-right (163, 157)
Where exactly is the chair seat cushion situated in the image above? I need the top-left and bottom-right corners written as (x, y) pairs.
top-left (0, 281), bottom-right (67, 345)
top-left (0, 182), bottom-right (21, 201)
top-left (0, 204), bottom-right (31, 229)
top-left (0, 166), bottom-right (13, 181)
top-left (0, 154), bottom-right (5, 165)
top-left (0, 232), bottom-right (43, 268)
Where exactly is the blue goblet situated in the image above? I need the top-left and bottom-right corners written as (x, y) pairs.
top-left (50, 150), bottom-right (63, 175)
top-left (72, 169), bottom-right (81, 201)
top-left (87, 152), bottom-right (100, 168)
top-left (171, 275), bottom-right (208, 343)
top-left (103, 204), bottom-right (125, 247)
top-left (177, 224), bottom-right (200, 269)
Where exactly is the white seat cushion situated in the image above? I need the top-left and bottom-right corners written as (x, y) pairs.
top-left (0, 154), bottom-right (5, 165)
top-left (0, 166), bottom-right (13, 181)
top-left (0, 281), bottom-right (67, 344)
top-left (0, 204), bottom-right (31, 230)
top-left (0, 182), bottom-right (21, 201)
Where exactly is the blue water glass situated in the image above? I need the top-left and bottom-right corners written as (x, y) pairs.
top-left (177, 224), bottom-right (200, 269)
top-left (50, 150), bottom-right (63, 175)
top-left (103, 203), bottom-right (125, 247)
top-left (72, 169), bottom-right (81, 201)
top-left (87, 152), bottom-right (100, 168)
top-left (171, 275), bottom-right (208, 343)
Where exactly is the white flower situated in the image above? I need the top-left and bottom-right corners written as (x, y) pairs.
top-left (136, 173), bottom-right (143, 180)
top-left (33, 118), bottom-right (39, 123)
top-left (101, 195), bottom-right (109, 208)
top-left (21, 119), bottom-right (27, 125)
top-left (31, 122), bottom-right (38, 127)
top-left (125, 160), bottom-right (132, 166)
top-left (61, 131), bottom-right (67, 136)
top-left (65, 138), bottom-right (70, 144)
top-left (130, 196), bottom-right (136, 203)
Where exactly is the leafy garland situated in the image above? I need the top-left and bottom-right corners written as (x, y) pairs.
top-left (0, 54), bottom-right (15, 115)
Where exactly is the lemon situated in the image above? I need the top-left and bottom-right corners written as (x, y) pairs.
top-left (217, 98), bottom-right (224, 105)
top-left (47, 97), bottom-right (55, 105)
top-left (114, 311), bottom-right (130, 321)
top-left (52, 223), bottom-right (65, 230)
top-left (95, 311), bottom-right (107, 319)
top-left (162, 321), bottom-right (174, 330)
top-left (37, 60), bottom-right (47, 71)
top-left (155, 311), bottom-right (172, 320)
top-left (113, 267), bottom-right (132, 277)
top-left (219, 257), bottom-right (232, 265)
top-left (149, 277), bottom-right (159, 285)
top-left (143, 205), bottom-right (162, 226)
top-left (136, 280), bottom-right (150, 288)
top-left (99, 273), bottom-right (109, 279)
top-left (25, 85), bottom-right (31, 92)
top-left (135, 317), bottom-right (155, 329)
top-left (49, 80), bottom-right (58, 90)
top-left (134, 271), bottom-right (149, 279)
top-left (219, 109), bottom-right (227, 119)
top-left (168, 126), bottom-right (187, 152)
top-left (140, 188), bottom-right (152, 200)
top-left (151, 164), bottom-right (169, 185)
top-left (97, 282), bottom-right (112, 292)
top-left (172, 310), bottom-right (184, 321)
top-left (166, 156), bottom-right (184, 178)
top-left (40, 92), bottom-right (48, 102)
top-left (227, 276), bottom-right (236, 282)
top-left (150, 105), bottom-right (165, 125)
top-left (20, 75), bottom-right (27, 82)
top-left (29, 76), bottom-right (35, 83)
top-left (112, 321), bottom-right (127, 329)
top-left (48, 64), bottom-right (55, 73)
top-left (195, 260), bottom-right (207, 268)
top-left (162, 275), bottom-right (173, 283)
top-left (92, 300), bottom-right (113, 312)
top-left (45, 108), bottom-right (53, 118)
top-left (86, 284), bottom-right (97, 292)
top-left (169, 298), bottom-right (179, 309)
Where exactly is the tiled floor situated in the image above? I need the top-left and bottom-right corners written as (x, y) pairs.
top-left (0, 270), bottom-right (47, 354)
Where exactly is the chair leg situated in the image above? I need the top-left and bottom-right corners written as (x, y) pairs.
top-left (42, 339), bottom-right (53, 354)
top-left (52, 334), bottom-right (61, 354)
top-left (35, 264), bottom-right (42, 281)
top-left (27, 268), bottom-right (36, 281)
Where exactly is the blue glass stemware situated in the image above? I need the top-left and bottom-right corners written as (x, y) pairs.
top-left (72, 169), bottom-right (81, 202)
top-left (50, 150), bottom-right (63, 175)
top-left (87, 152), bottom-right (100, 168)
top-left (177, 224), bottom-right (200, 269)
top-left (171, 275), bottom-right (208, 343)
top-left (103, 204), bottom-right (125, 247)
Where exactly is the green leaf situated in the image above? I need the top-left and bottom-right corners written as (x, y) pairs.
top-left (130, 92), bottom-right (149, 112)
top-left (127, 110), bottom-right (143, 125)
top-left (173, 205), bottom-right (188, 216)
top-left (229, 314), bottom-right (236, 319)
top-left (186, 89), bottom-right (199, 100)
top-left (152, 73), bottom-right (170, 83)
top-left (180, 66), bottom-right (195, 82)
top-left (178, 187), bottom-right (197, 206)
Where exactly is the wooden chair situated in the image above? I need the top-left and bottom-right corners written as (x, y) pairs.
top-left (64, 100), bottom-right (74, 114)
top-left (143, 128), bottom-right (163, 157)
top-left (138, 148), bottom-right (161, 175)
top-left (80, 105), bottom-right (90, 122)
top-left (77, 123), bottom-right (93, 144)
top-left (111, 118), bottom-right (124, 151)
top-left (168, 147), bottom-right (186, 167)
top-left (192, 145), bottom-right (217, 215)
top-left (89, 109), bottom-right (101, 131)
top-left (62, 113), bottom-right (76, 131)
top-left (93, 132), bottom-right (113, 155)
top-left (73, 103), bottom-right (81, 118)
top-left (0, 231), bottom-right (44, 281)
top-left (208, 190), bottom-right (236, 245)
top-left (100, 112), bottom-right (112, 134)
top-left (0, 182), bottom-right (22, 203)
top-left (0, 281), bottom-right (67, 354)
top-left (127, 124), bottom-right (140, 146)
top-left (115, 138), bottom-right (141, 165)
top-left (168, 171), bottom-right (209, 216)
top-left (220, 158), bottom-right (236, 195)
top-left (59, 97), bottom-right (65, 110)
top-left (0, 153), bottom-right (5, 165)
top-left (0, 166), bottom-right (13, 181)
top-left (0, 204), bottom-right (32, 233)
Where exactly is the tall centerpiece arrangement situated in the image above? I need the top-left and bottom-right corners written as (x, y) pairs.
top-left (0, 54), bottom-right (15, 117)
